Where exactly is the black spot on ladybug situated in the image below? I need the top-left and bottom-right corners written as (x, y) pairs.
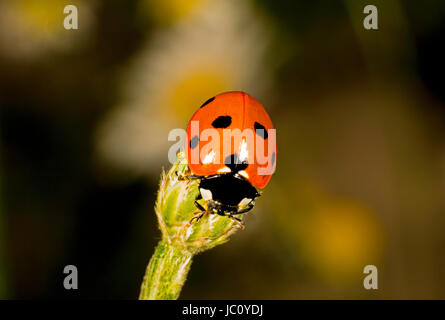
top-left (190, 135), bottom-right (199, 149)
top-left (271, 151), bottom-right (276, 167)
top-left (200, 97), bottom-right (215, 108)
top-left (212, 116), bottom-right (232, 128)
top-left (254, 122), bottom-right (268, 139)
top-left (224, 154), bottom-right (248, 172)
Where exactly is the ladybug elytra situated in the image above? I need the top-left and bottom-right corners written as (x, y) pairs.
top-left (185, 91), bottom-right (276, 225)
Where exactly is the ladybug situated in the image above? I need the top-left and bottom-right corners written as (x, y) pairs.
top-left (185, 91), bottom-right (276, 225)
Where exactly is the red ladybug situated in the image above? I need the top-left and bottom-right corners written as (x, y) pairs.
top-left (185, 91), bottom-right (276, 222)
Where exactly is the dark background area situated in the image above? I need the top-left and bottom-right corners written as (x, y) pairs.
top-left (1, 0), bottom-right (445, 299)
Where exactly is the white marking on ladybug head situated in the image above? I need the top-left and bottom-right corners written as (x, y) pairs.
top-left (202, 150), bottom-right (215, 164)
top-left (238, 170), bottom-right (249, 179)
top-left (238, 138), bottom-right (249, 162)
top-left (238, 197), bottom-right (252, 208)
top-left (217, 166), bottom-right (231, 173)
top-left (200, 188), bottom-right (213, 201)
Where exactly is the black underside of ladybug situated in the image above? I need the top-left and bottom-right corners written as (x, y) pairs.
top-left (197, 173), bottom-right (260, 216)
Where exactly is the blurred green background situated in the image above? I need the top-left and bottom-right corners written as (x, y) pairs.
top-left (0, 0), bottom-right (445, 299)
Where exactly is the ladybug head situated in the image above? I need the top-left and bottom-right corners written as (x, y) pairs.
top-left (199, 172), bottom-right (260, 210)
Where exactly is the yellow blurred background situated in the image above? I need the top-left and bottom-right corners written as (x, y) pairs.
top-left (0, 0), bottom-right (445, 299)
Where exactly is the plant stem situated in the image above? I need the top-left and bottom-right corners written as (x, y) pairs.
top-left (138, 152), bottom-right (244, 299)
top-left (139, 241), bottom-right (194, 300)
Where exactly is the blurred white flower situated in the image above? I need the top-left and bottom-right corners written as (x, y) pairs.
top-left (96, 0), bottom-right (273, 177)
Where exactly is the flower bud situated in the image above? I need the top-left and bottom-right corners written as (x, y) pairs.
top-left (155, 152), bottom-right (243, 254)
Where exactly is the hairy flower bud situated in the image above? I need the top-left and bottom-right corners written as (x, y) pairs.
top-left (139, 152), bottom-right (245, 299)
top-left (155, 152), bottom-right (243, 254)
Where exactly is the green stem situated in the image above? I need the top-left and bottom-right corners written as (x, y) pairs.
top-left (139, 241), bottom-right (194, 300)
top-left (138, 152), bottom-right (244, 299)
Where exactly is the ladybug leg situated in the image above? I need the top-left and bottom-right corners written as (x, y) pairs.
top-left (228, 214), bottom-right (245, 230)
top-left (176, 167), bottom-right (201, 181)
top-left (194, 199), bottom-right (205, 212)
top-left (237, 202), bottom-right (255, 214)
top-left (190, 196), bottom-right (207, 224)
top-left (176, 171), bottom-right (190, 180)
top-left (177, 197), bottom-right (207, 241)
top-left (178, 174), bottom-right (200, 181)
top-left (190, 211), bottom-right (205, 224)
top-left (193, 194), bottom-right (205, 212)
